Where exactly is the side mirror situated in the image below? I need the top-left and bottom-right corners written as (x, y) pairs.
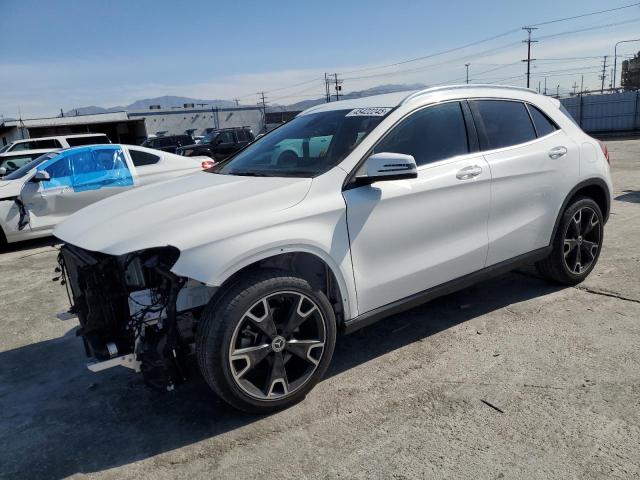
top-left (0, 167), bottom-right (6, 177)
top-left (32, 170), bottom-right (51, 182)
top-left (356, 152), bottom-right (418, 185)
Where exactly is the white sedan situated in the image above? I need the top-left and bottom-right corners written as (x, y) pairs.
top-left (0, 144), bottom-right (210, 246)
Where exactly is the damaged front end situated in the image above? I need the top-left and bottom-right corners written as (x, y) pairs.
top-left (59, 244), bottom-right (215, 391)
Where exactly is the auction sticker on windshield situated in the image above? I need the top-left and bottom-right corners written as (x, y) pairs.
top-left (346, 107), bottom-right (392, 117)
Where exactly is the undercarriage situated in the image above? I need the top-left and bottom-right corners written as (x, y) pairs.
top-left (59, 244), bottom-right (214, 391)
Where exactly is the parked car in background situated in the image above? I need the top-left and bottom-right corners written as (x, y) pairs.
top-left (0, 144), bottom-right (207, 246)
top-left (141, 135), bottom-right (193, 154)
top-left (55, 85), bottom-right (612, 413)
top-left (177, 126), bottom-right (255, 160)
top-left (0, 133), bottom-right (110, 153)
top-left (0, 134), bottom-right (112, 177)
top-left (0, 150), bottom-right (54, 177)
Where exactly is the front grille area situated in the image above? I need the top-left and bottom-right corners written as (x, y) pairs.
top-left (61, 244), bottom-right (133, 360)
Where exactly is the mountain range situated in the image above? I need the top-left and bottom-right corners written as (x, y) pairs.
top-left (63, 84), bottom-right (428, 116)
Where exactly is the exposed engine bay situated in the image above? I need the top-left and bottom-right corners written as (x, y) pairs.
top-left (59, 244), bottom-right (215, 391)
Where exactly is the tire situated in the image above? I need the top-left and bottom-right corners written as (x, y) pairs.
top-left (0, 227), bottom-right (7, 252)
top-left (536, 196), bottom-right (604, 285)
top-left (196, 268), bottom-right (337, 413)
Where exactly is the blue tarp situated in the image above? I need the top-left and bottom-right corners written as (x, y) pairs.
top-left (37, 145), bottom-right (133, 192)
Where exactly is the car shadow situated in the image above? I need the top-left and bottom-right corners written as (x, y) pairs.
top-left (0, 236), bottom-right (59, 255)
top-left (614, 190), bottom-right (640, 204)
top-left (0, 269), bottom-right (562, 479)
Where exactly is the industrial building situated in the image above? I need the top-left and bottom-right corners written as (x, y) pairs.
top-left (621, 51), bottom-right (640, 91)
top-left (0, 112), bottom-right (146, 147)
top-left (0, 105), bottom-right (264, 147)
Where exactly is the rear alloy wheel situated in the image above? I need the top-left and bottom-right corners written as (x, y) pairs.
top-left (197, 269), bottom-right (336, 413)
top-left (536, 197), bottom-right (604, 285)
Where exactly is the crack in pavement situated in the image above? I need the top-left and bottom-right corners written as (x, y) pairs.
top-left (575, 285), bottom-right (640, 304)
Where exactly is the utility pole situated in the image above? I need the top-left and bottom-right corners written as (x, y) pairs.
top-left (599, 56), bottom-right (608, 94)
top-left (556, 84), bottom-right (560, 98)
top-left (544, 77), bottom-right (547, 95)
top-left (572, 81), bottom-right (579, 95)
top-left (538, 80), bottom-right (541, 93)
top-left (522, 27), bottom-right (538, 88)
top-left (580, 75), bottom-right (584, 95)
top-left (258, 92), bottom-right (268, 132)
top-left (233, 98), bottom-right (240, 107)
top-left (613, 39), bottom-right (640, 90)
top-left (324, 73), bottom-right (331, 103)
top-left (333, 73), bottom-right (343, 101)
top-left (465, 63), bottom-right (470, 84)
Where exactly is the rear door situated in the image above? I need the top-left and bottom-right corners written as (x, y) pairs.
top-left (469, 99), bottom-right (579, 265)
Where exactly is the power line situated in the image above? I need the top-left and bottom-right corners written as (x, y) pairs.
top-left (534, 17), bottom-right (640, 41)
top-left (529, 1), bottom-right (640, 27)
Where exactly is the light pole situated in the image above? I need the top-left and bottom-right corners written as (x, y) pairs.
top-left (613, 39), bottom-right (640, 90)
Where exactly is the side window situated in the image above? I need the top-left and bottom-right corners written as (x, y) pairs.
top-left (34, 139), bottom-right (62, 149)
top-left (472, 100), bottom-right (536, 150)
top-left (69, 147), bottom-right (134, 192)
top-left (236, 129), bottom-right (247, 142)
top-left (374, 102), bottom-right (469, 166)
top-left (129, 149), bottom-right (160, 166)
top-left (527, 105), bottom-right (558, 138)
top-left (11, 141), bottom-right (33, 151)
top-left (40, 154), bottom-right (73, 189)
top-left (219, 131), bottom-right (235, 143)
top-left (66, 135), bottom-right (110, 147)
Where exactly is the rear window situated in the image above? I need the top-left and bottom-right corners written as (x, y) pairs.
top-left (559, 104), bottom-right (580, 127)
top-left (472, 100), bottom-right (537, 150)
top-left (129, 149), bottom-right (160, 166)
top-left (66, 135), bottom-right (110, 147)
top-left (527, 105), bottom-right (558, 137)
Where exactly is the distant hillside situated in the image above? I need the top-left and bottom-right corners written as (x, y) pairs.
top-left (64, 95), bottom-right (236, 116)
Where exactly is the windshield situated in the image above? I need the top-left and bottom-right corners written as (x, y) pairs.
top-left (212, 108), bottom-right (390, 177)
top-left (0, 144), bottom-right (11, 153)
top-left (3, 152), bottom-right (59, 180)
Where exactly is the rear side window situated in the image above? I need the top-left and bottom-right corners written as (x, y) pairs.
top-left (374, 102), bottom-right (469, 166)
top-left (527, 105), bottom-right (558, 137)
top-left (472, 100), bottom-right (536, 150)
top-left (33, 139), bottom-right (62, 149)
top-left (66, 135), bottom-right (110, 147)
top-left (129, 149), bottom-right (160, 166)
top-left (236, 129), bottom-right (247, 142)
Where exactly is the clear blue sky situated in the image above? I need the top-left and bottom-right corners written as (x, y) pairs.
top-left (1, 0), bottom-right (639, 117)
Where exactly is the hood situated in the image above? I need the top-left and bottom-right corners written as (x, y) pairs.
top-left (54, 172), bottom-right (312, 255)
top-left (0, 178), bottom-right (26, 199)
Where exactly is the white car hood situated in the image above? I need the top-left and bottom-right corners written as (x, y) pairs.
top-left (54, 172), bottom-right (312, 255)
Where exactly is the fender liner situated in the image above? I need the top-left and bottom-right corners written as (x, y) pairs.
top-left (549, 178), bottom-right (610, 245)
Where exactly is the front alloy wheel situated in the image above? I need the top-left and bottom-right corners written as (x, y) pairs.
top-left (229, 292), bottom-right (326, 400)
top-left (196, 269), bottom-right (336, 413)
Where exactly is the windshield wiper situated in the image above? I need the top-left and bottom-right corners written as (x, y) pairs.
top-left (228, 171), bottom-right (273, 177)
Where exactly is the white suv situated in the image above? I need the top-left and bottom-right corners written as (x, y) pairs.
top-left (55, 85), bottom-right (612, 412)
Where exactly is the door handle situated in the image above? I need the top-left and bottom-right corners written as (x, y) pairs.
top-left (548, 146), bottom-right (568, 159)
top-left (456, 165), bottom-right (483, 180)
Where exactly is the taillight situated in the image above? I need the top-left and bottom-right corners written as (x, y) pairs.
top-left (201, 160), bottom-right (216, 169)
top-left (597, 140), bottom-right (610, 165)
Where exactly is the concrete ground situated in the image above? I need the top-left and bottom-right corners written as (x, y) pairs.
top-left (1, 140), bottom-right (639, 480)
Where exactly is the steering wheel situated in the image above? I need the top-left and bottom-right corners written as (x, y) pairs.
top-left (276, 150), bottom-right (299, 167)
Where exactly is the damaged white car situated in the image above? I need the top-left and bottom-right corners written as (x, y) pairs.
top-left (55, 86), bottom-right (612, 413)
top-left (0, 144), bottom-right (208, 247)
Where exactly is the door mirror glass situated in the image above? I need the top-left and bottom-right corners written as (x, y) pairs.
top-left (32, 170), bottom-right (51, 182)
top-left (357, 152), bottom-right (418, 185)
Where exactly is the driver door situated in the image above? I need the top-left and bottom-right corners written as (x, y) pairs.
top-left (343, 101), bottom-right (492, 314)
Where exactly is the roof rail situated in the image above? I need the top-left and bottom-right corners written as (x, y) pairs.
top-left (401, 84), bottom-right (538, 105)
